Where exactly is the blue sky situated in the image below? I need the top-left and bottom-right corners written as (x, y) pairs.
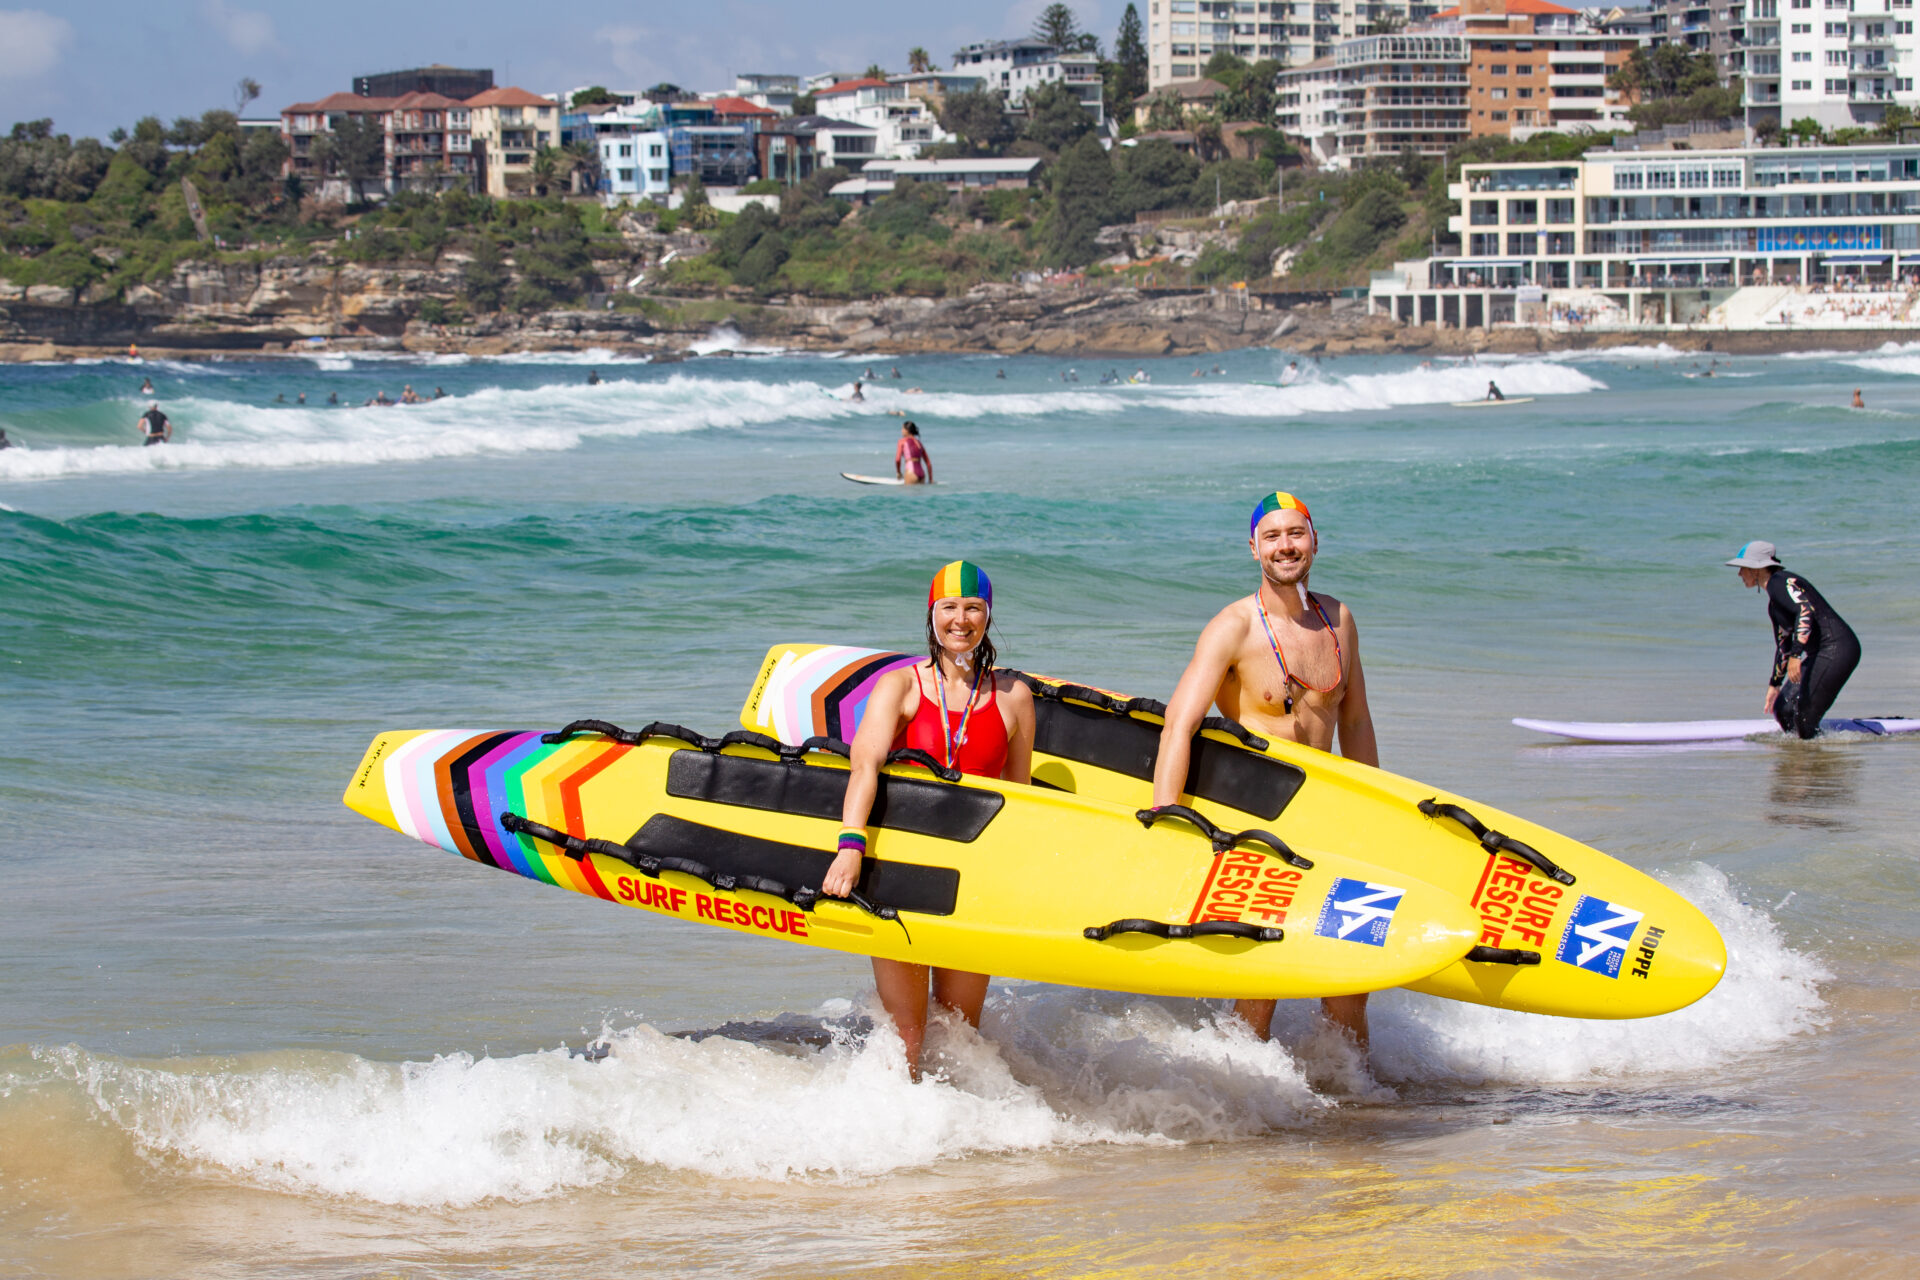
top-left (0, 1), bottom-right (1124, 139)
top-left (2, 0), bottom-right (1615, 142)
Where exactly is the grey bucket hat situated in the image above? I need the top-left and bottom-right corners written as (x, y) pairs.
top-left (1725, 540), bottom-right (1782, 569)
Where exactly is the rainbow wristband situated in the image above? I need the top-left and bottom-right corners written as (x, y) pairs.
top-left (837, 829), bottom-right (868, 856)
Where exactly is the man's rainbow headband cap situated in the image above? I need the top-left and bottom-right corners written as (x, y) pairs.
top-left (1250, 491), bottom-right (1314, 539)
top-left (928, 560), bottom-right (992, 608)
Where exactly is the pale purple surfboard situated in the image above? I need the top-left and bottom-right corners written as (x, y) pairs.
top-left (1513, 716), bottom-right (1920, 744)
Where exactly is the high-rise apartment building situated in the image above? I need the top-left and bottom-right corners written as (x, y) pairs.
top-left (1744, 0), bottom-right (1918, 131)
top-left (1145, 1), bottom-right (1445, 90)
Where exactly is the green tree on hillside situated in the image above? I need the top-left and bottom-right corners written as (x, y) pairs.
top-left (1113, 137), bottom-right (1199, 215)
top-left (1035, 4), bottom-right (1080, 48)
top-left (1611, 45), bottom-right (1720, 100)
top-left (939, 89), bottom-right (1016, 154)
top-left (461, 235), bottom-right (509, 311)
top-left (1022, 82), bottom-right (1097, 153)
top-left (1047, 133), bottom-right (1113, 265)
top-left (1112, 5), bottom-right (1149, 113)
top-left (311, 115), bottom-right (386, 200)
top-left (571, 86), bottom-right (620, 107)
top-left (0, 120), bottom-right (112, 201)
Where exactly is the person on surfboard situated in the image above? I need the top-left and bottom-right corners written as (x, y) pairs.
top-left (825, 561), bottom-right (1036, 1078)
top-left (1485, 380), bottom-right (1505, 401)
top-left (1149, 492), bottom-right (1381, 1053)
top-left (895, 421), bottom-right (932, 485)
top-left (1727, 540), bottom-right (1861, 739)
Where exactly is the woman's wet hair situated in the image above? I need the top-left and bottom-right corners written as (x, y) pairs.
top-left (926, 605), bottom-right (996, 674)
top-left (903, 421), bottom-right (919, 436)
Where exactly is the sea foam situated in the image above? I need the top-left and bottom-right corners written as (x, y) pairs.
top-left (0, 360), bottom-right (1603, 483)
top-left (26, 863), bottom-right (1819, 1205)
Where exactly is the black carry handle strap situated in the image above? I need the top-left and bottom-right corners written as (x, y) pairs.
top-left (1012, 672), bottom-right (1272, 751)
top-left (541, 719), bottom-right (847, 765)
top-left (1134, 805), bottom-right (1314, 870)
top-left (1418, 798), bottom-right (1576, 886)
top-left (1465, 945), bottom-right (1542, 966)
top-left (884, 747), bottom-right (962, 782)
top-left (500, 811), bottom-right (906, 936)
top-left (1084, 918), bottom-right (1284, 943)
top-left (542, 718), bottom-right (714, 749)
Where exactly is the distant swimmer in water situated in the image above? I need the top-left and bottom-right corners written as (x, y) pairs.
top-left (433, 387), bottom-right (446, 399)
top-left (890, 366), bottom-right (902, 379)
top-left (895, 420), bottom-right (932, 485)
top-left (587, 370), bottom-right (601, 385)
top-left (275, 393), bottom-right (286, 403)
top-left (0, 427), bottom-right (12, 449)
top-left (140, 377), bottom-right (154, 394)
top-left (297, 392), bottom-right (306, 404)
top-left (1728, 540), bottom-right (1860, 739)
top-left (138, 402), bottom-right (171, 446)
top-left (995, 368), bottom-right (1006, 380)
top-left (850, 380), bottom-right (865, 403)
top-left (401, 384), bottom-right (421, 405)
top-left (328, 392), bottom-right (339, 405)
top-left (1130, 368), bottom-right (1151, 384)
top-left (1486, 380), bottom-right (1505, 401)
top-left (1852, 388), bottom-right (1865, 408)
top-left (864, 367), bottom-right (877, 380)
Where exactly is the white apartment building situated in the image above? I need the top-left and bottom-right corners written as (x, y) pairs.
top-left (734, 73), bottom-right (800, 115)
top-left (1744, 0), bottom-right (1920, 132)
top-left (812, 78), bottom-right (951, 158)
top-left (949, 38), bottom-right (1107, 124)
top-left (1145, 0), bottom-right (1445, 89)
top-left (598, 131), bottom-right (673, 204)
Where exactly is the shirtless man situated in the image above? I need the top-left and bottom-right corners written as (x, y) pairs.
top-left (1150, 491), bottom-right (1380, 1049)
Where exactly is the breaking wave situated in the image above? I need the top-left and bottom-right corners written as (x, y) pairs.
top-left (0, 865), bottom-right (1818, 1205)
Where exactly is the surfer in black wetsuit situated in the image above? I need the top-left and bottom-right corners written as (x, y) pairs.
top-left (138, 403), bottom-right (171, 445)
top-left (1486, 380), bottom-right (1505, 401)
top-left (1727, 540), bottom-right (1861, 739)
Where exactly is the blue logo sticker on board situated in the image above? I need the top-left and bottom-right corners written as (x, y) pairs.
top-left (1313, 878), bottom-right (1405, 947)
top-left (1554, 895), bottom-right (1646, 977)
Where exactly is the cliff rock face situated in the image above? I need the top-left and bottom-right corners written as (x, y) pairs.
top-left (1, 254), bottom-right (1303, 358)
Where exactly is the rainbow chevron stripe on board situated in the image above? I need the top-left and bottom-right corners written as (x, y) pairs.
top-left (742, 644), bottom-right (921, 745)
top-left (365, 728), bottom-right (634, 901)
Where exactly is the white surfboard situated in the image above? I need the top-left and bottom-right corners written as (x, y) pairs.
top-left (1450, 397), bottom-right (1535, 408)
top-left (840, 472), bottom-right (939, 486)
top-left (1513, 716), bottom-right (1920, 744)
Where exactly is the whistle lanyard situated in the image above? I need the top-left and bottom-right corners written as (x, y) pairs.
top-left (1256, 591), bottom-right (1343, 714)
top-left (932, 664), bottom-right (984, 770)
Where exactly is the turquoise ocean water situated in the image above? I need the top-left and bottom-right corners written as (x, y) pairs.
top-left (2, 344), bottom-right (1916, 1275)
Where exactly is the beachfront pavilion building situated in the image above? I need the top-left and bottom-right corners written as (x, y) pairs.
top-left (1369, 143), bottom-right (1920, 329)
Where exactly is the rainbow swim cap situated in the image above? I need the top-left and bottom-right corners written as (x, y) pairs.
top-left (928, 560), bottom-right (992, 608)
top-left (1250, 491), bottom-right (1314, 538)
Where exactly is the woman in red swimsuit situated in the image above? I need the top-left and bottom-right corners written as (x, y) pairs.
top-left (825, 559), bottom-right (1035, 1078)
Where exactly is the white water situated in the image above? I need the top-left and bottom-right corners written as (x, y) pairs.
top-left (0, 360), bottom-right (1603, 483)
top-left (19, 867), bottom-right (1815, 1207)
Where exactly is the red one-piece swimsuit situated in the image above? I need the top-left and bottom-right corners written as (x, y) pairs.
top-left (894, 666), bottom-right (1008, 778)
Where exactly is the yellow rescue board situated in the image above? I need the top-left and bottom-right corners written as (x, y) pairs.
top-left (342, 725), bottom-right (1479, 1000)
top-left (739, 643), bottom-right (1728, 1019)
